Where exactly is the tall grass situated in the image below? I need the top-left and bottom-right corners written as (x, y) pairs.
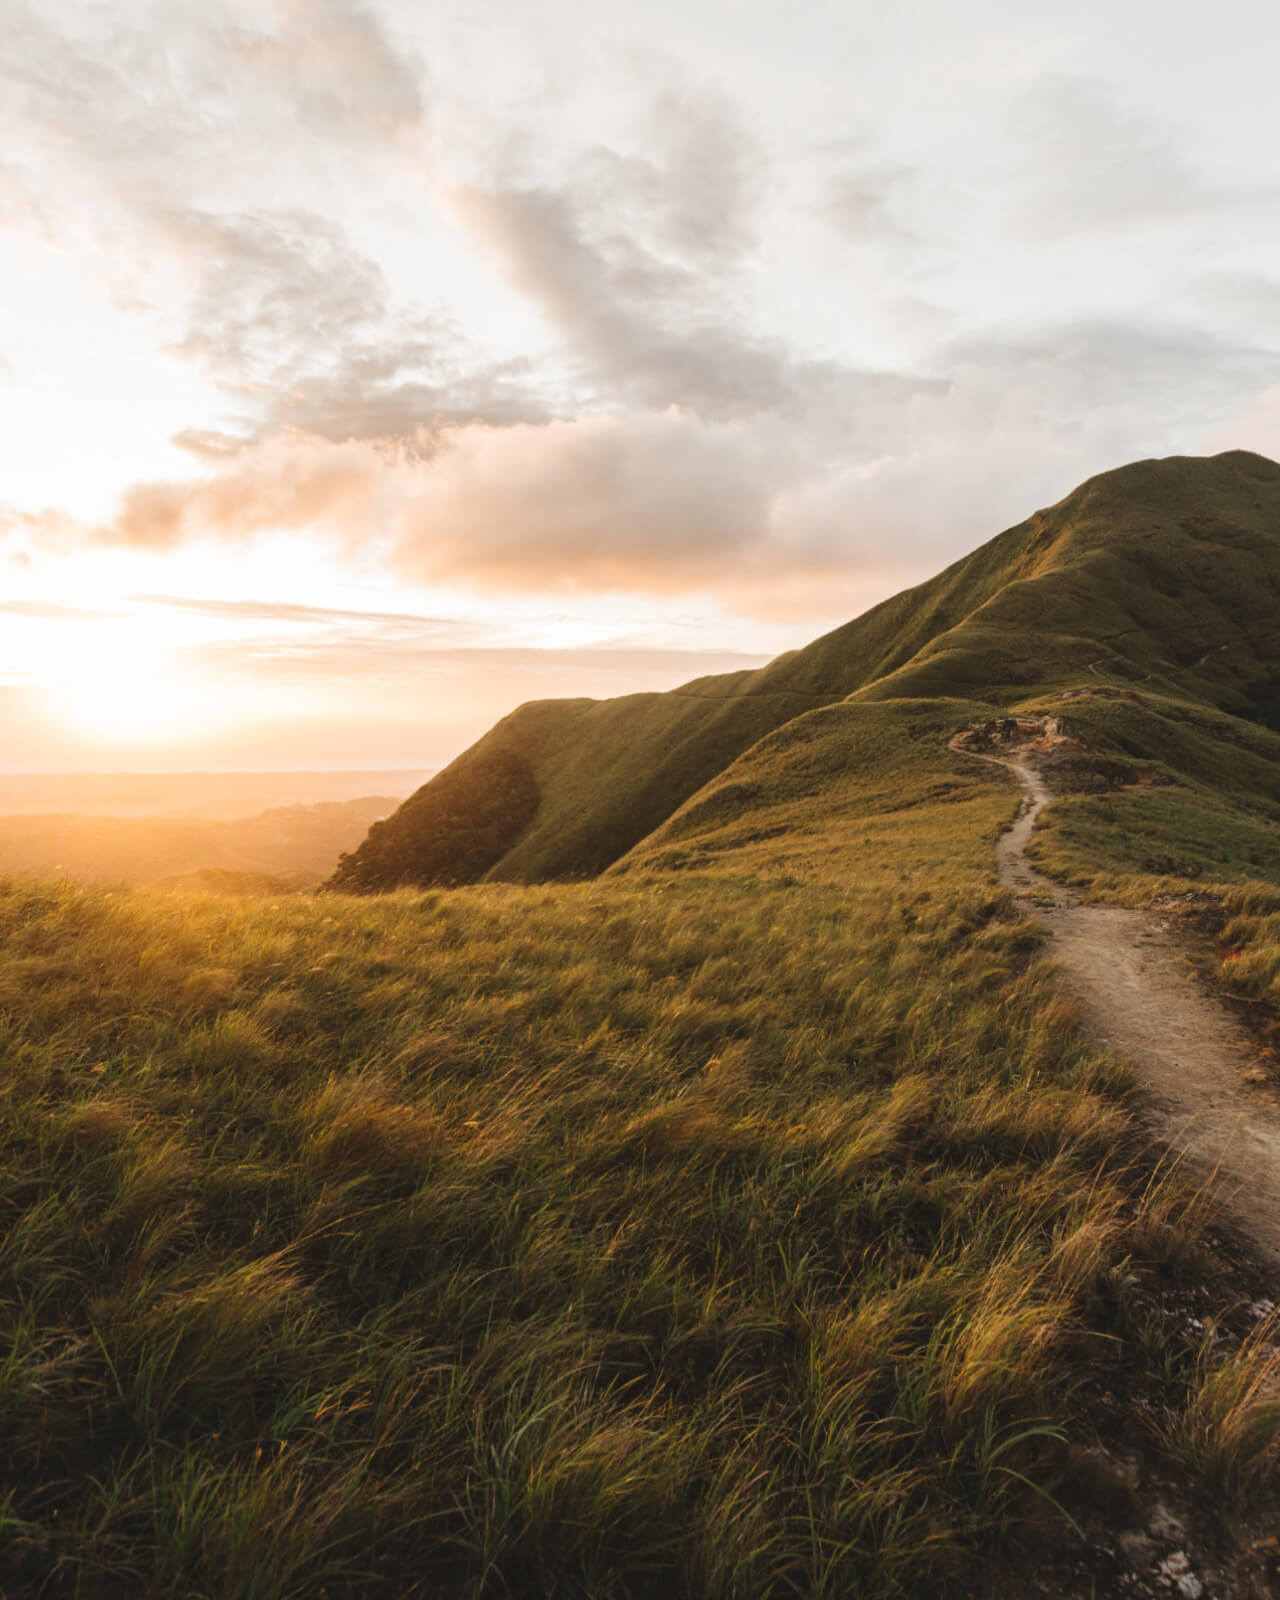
top-left (0, 868), bottom-right (1250, 1596)
top-left (1162, 1312), bottom-right (1280, 1509)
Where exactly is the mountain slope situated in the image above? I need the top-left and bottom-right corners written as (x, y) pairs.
top-left (330, 450), bottom-right (1280, 891)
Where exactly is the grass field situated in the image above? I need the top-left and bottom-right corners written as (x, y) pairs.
top-left (4, 849), bottom-right (1277, 1597)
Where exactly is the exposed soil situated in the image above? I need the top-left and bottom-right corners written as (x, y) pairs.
top-left (957, 734), bottom-right (1280, 1267)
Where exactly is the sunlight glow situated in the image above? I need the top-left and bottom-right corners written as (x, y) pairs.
top-left (39, 644), bottom-right (242, 750)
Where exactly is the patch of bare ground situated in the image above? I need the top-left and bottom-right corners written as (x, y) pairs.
top-left (953, 719), bottom-right (1280, 1599)
top-left (954, 724), bottom-right (1280, 1269)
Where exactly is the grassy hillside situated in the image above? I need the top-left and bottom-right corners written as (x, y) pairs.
top-left (333, 451), bottom-right (1280, 892)
top-left (614, 697), bottom-right (1013, 886)
top-left (1015, 688), bottom-right (1280, 895)
top-left (632, 679), bottom-right (1280, 900)
top-left (0, 797), bottom-right (398, 888)
top-left (7, 850), bottom-right (1277, 1597)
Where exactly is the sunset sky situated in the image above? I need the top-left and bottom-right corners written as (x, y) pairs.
top-left (4, 0), bottom-right (1280, 771)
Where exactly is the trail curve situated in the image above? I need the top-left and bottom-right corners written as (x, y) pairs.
top-left (963, 743), bottom-right (1280, 1267)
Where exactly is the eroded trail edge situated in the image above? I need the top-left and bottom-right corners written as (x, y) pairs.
top-left (963, 740), bottom-right (1280, 1267)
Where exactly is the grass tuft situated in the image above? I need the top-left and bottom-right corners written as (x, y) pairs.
top-left (1162, 1313), bottom-right (1280, 1509)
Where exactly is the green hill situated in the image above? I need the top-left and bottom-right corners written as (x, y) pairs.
top-left (330, 450), bottom-right (1280, 892)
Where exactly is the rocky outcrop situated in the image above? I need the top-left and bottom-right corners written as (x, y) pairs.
top-left (950, 714), bottom-right (1085, 755)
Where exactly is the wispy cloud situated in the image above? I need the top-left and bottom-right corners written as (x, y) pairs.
top-left (0, 600), bottom-right (124, 620)
top-left (135, 594), bottom-right (468, 629)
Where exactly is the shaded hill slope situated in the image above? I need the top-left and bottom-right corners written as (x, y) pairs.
top-left (332, 451), bottom-right (1280, 890)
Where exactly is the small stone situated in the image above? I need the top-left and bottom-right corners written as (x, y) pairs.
top-left (1157, 1551), bottom-right (1203, 1598)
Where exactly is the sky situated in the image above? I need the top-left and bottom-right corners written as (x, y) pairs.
top-left (3, 0), bottom-right (1280, 771)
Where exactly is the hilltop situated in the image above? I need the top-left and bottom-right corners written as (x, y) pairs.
top-left (330, 450), bottom-right (1280, 892)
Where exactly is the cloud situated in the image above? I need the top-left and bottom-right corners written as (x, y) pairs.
top-left (104, 413), bottom-right (793, 591)
top-left (168, 210), bottom-right (402, 392)
top-left (135, 595), bottom-right (469, 630)
top-left (8, 6), bottom-right (1280, 635)
top-left (65, 299), bottom-right (1280, 625)
top-left (392, 412), bottom-right (782, 590)
top-left (189, 635), bottom-right (772, 686)
top-left (0, 600), bottom-right (124, 621)
top-left (109, 431), bottom-right (399, 549)
top-left (0, 1), bottom-right (484, 445)
top-left (450, 179), bottom-right (938, 423)
top-left (1, 12), bottom-right (918, 455)
top-left (0, 505), bottom-right (82, 554)
top-left (941, 320), bottom-right (1279, 433)
top-left (583, 86), bottom-right (763, 267)
top-left (1202, 385), bottom-right (1280, 459)
top-left (170, 428), bottom-right (256, 461)
top-left (2, 0), bottom-right (428, 194)
top-left (814, 138), bottom-right (919, 249)
top-left (227, 0), bottom-right (428, 149)
top-left (1005, 74), bottom-right (1272, 236)
top-left (155, 207), bottom-right (546, 441)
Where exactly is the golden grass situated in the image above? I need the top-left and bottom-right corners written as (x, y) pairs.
top-left (0, 863), bottom-right (1265, 1596)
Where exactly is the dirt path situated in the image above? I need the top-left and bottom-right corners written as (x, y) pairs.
top-left (970, 746), bottom-right (1280, 1267)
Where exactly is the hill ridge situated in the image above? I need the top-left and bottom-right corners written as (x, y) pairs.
top-left (329, 450), bottom-right (1280, 892)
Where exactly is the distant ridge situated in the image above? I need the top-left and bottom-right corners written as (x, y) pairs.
top-left (0, 769), bottom-right (433, 822)
top-left (330, 451), bottom-right (1280, 892)
top-left (0, 796), bottom-right (404, 886)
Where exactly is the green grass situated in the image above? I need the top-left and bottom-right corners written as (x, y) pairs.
top-left (339, 451), bottom-right (1280, 890)
top-left (615, 697), bottom-right (1015, 888)
top-left (0, 865), bottom-right (1243, 1598)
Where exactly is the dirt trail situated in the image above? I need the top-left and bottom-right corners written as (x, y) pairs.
top-left (967, 745), bottom-right (1280, 1266)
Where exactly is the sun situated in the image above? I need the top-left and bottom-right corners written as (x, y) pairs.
top-left (37, 633), bottom-right (240, 752)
